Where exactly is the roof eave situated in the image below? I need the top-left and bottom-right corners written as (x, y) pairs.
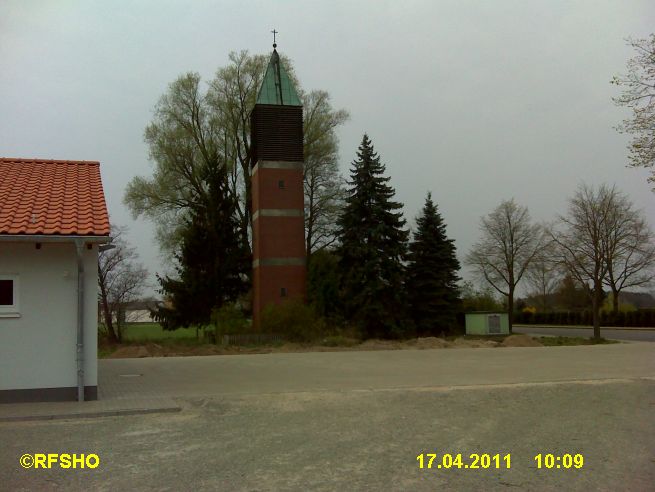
top-left (0, 234), bottom-right (111, 243)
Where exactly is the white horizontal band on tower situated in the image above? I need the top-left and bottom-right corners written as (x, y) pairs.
top-left (252, 160), bottom-right (304, 174)
top-left (253, 257), bottom-right (306, 268)
top-left (252, 209), bottom-right (304, 220)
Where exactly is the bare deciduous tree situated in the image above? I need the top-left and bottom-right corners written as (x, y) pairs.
top-left (98, 225), bottom-right (148, 343)
top-left (465, 199), bottom-right (545, 332)
top-left (551, 184), bottom-right (617, 339)
top-left (603, 190), bottom-right (655, 313)
top-left (525, 238), bottom-right (561, 312)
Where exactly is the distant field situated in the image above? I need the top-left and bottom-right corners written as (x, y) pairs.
top-left (121, 323), bottom-right (201, 341)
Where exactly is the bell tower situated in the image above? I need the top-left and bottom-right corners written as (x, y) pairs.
top-left (250, 42), bottom-right (306, 327)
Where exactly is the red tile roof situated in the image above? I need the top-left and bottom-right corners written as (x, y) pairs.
top-left (0, 158), bottom-right (110, 236)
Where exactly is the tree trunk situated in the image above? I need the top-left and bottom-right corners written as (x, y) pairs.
top-left (508, 288), bottom-right (514, 334)
top-left (541, 281), bottom-right (548, 312)
top-left (592, 281), bottom-right (602, 340)
top-left (305, 180), bottom-right (313, 258)
top-left (115, 307), bottom-right (123, 343)
top-left (612, 288), bottom-right (620, 315)
top-left (306, 219), bottom-right (313, 262)
top-left (242, 159), bottom-right (252, 257)
top-left (98, 265), bottom-right (119, 344)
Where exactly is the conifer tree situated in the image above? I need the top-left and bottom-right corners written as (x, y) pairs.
top-left (406, 193), bottom-right (461, 335)
top-left (337, 134), bottom-right (409, 338)
top-left (155, 164), bottom-right (250, 330)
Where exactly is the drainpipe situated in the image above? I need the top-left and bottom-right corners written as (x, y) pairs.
top-left (75, 239), bottom-right (85, 402)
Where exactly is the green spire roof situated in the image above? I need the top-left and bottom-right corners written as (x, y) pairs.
top-left (256, 49), bottom-right (302, 106)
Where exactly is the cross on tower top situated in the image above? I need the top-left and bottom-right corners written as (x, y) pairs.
top-left (271, 29), bottom-right (278, 49)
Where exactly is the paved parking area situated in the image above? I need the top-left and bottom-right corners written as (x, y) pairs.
top-left (1, 343), bottom-right (654, 491)
top-left (98, 342), bottom-right (655, 398)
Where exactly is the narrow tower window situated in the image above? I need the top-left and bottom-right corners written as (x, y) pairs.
top-left (280, 287), bottom-right (287, 297)
top-left (278, 180), bottom-right (285, 189)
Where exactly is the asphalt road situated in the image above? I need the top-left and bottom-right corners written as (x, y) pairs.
top-left (2, 344), bottom-right (654, 491)
top-left (513, 325), bottom-right (655, 342)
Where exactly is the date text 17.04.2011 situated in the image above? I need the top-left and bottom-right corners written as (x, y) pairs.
top-left (416, 453), bottom-right (511, 469)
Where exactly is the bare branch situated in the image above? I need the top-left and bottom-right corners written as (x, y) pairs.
top-left (98, 224), bottom-right (148, 343)
top-left (465, 199), bottom-right (545, 330)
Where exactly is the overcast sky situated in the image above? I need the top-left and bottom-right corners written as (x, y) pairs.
top-left (1, 1), bottom-right (653, 295)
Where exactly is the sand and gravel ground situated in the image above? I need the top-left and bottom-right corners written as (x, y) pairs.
top-left (4, 341), bottom-right (653, 491)
top-left (104, 334), bottom-right (543, 358)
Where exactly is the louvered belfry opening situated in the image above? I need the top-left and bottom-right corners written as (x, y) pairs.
top-left (251, 105), bottom-right (303, 164)
top-left (250, 47), bottom-right (307, 329)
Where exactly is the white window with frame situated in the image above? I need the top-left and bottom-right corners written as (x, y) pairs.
top-left (0, 274), bottom-right (19, 317)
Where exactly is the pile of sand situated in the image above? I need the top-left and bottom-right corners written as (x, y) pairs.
top-left (359, 339), bottom-right (404, 350)
top-left (500, 334), bottom-right (543, 347)
top-left (412, 337), bottom-right (450, 349)
top-left (451, 338), bottom-right (500, 348)
top-left (103, 333), bottom-right (546, 359)
top-left (405, 337), bottom-right (502, 349)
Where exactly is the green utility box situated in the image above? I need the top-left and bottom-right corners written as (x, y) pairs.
top-left (465, 312), bottom-right (509, 335)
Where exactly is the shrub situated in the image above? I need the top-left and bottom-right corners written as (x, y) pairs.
top-left (211, 303), bottom-right (249, 338)
top-left (260, 300), bottom-right (325, 342)
top-left (512, 309), bottom-right (655, 327)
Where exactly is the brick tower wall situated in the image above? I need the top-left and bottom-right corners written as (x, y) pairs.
top-left (251, 104), bottom-right (306, 327)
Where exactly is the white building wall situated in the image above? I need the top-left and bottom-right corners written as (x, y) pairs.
top-left (0, 241), bottom-right (98, 391)
top-left (124, 310), bottom-right (156, 323)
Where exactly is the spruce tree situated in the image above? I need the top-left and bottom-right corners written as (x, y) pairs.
top-left (155, 164), bottom-right (250, 330)
top-left (307, 249), bottom-right (342, 319)
top-left (337, 134), bottom-right (409, 338)
top-left (406, 193), bottom-right (461, 335)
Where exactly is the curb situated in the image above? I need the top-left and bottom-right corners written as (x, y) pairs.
top-left (0, 404), bottom-right (182, 423)
top-left (514, 325), bottom-right (655, 332)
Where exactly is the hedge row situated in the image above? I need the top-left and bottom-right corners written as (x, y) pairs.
top-left (513, 309), bottom-right (655, 327)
